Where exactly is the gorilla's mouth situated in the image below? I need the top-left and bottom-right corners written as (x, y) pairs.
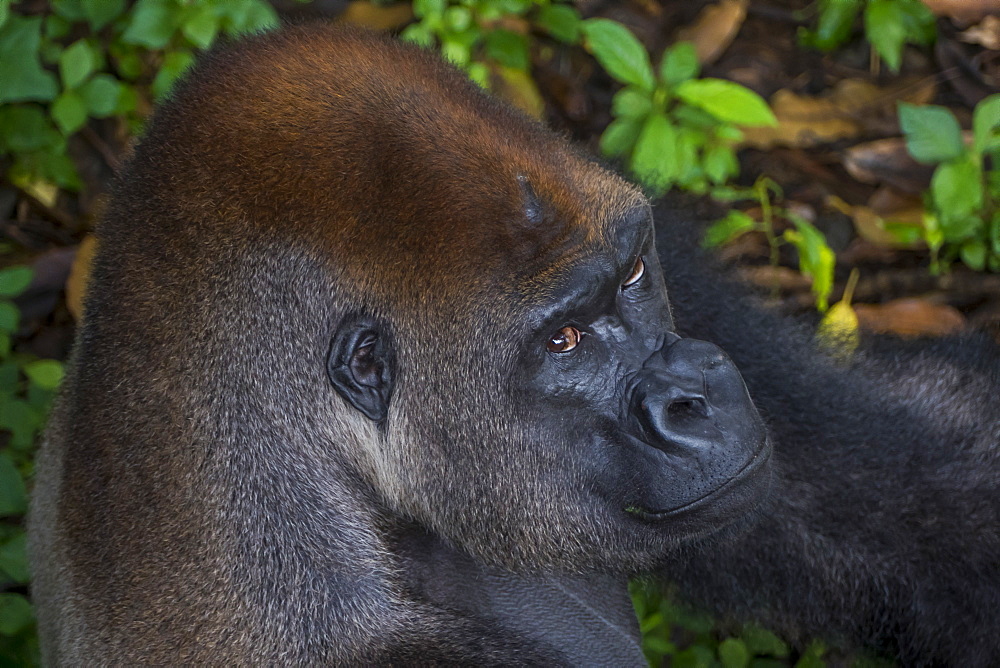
top-left (625, 439), bottom-right (772, 521)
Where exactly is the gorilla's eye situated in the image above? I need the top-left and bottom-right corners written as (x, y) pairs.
top-left (623, 256), bottom-right (645, 288)
top-left (547, 326), bottom-right (581, 353)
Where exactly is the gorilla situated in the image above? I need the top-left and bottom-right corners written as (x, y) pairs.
top-left (27, 24), bottom-right (999, 666)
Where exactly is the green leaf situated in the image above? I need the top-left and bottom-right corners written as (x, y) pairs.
top-left (0, 454), bottom-right (27, 516)
top-left (0, 0), bottom-right (9, 31)
top-left (675, 79), bottom-right (777, 127)
top-left (741, 625), bottom-right (790, 658)
top-left (182, 4), bottom-right (220, 49)
top-left (51, 0), bottom-right (86, 22)
top-left (51, 90), bottom-right (89, 135)
top-left (414, 0), bottom-right (446, 19)
top-left (444, 6), bottom-right (472, 32)
top-left (485, 29), bottom-right (529, 71)
top-left (0, 301), bottom-right (18, 333)
top-left (0, 399), bottom-right (40, 450)
top-left (0, 532), bottom-right (29, 584)
top-left (960, 238), bottom-right (987, 271)
top-left (659, 41), bottom-right (699, 87)
top-left (122, 0), bottom-right (178, 49)
top-left (581, 19), bottom-right (655, 91)
top-left (401, 23), bottom-right (434, 48)
top-left (219, 0), bottom-right (278, 35)
top-left (703, 143), bottom-right (739, 184)
top-left (0, 267), bottom-right (32, 298)
top-left (803, 0), bottom-right (861, 51)
top-left (82, 0), bottom-right (125, 30)
top-left (80, 74), bottom-right (122, 118)
top-left (704, 210), bottom-right (756, 247)
top-left (535, 4), bottom-right (580, 44)
top-left (784, 217), bottom-right (836, 311)
top-left (59, 39), bottom-right (97, 89)
top-left (931, 157), bottom-right (984, 239)
top-left (24, 359), bottom-right (64, 390)
top-left (151, 49), bottom-right (196, 100)
top-left (864, 0), bottom-right (907, 72)
top-left (719, 637), bottom-right (750, 668)
top-left (611, 87), bottom-right (653, 119)
top-left (973, 94), bottom-right (1000, 155)
top-left (899, 103), bottom-right (964, 164)
top-left (0, 593), bottom-right (33, 635)
top-left (599, 117), bottom-right (642, 158)
top-left (0, 16), bottom-right (59, 103)
top-left (630, 113), bottom-right (678, 191)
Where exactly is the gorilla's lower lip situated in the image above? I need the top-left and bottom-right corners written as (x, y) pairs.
top-left (626, 440), bottom-right (772, 521)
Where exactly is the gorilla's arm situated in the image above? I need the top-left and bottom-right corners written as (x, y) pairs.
top-left (654, 200), bottom-right (1000, 665)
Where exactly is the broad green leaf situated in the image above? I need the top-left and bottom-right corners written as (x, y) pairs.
top-left (151, 49), bottom-right (195, 100)
top-left (45, 14), bottom-right (71, 40)
top-left (899, 103), bottom-right (964, 164)
top-left (0, 593), bottom-right (33, 635)
top-left (441, 39), bottom-right (470, 67)
top-left (444, 6), bottom-right (472, 32)
top-left (81, 74), bottom-right (122, 117)
top-left (630, 113), bottom-right (678, 191)
top-left (182, 4), bottom-right (220, 50)
top-left (973, 94), bottom-right (1000, 155)
top-left (413, 0), bottom-right (446, 19)
top-left (931, 157), bottom-right (983, 237)
top-left (659, 41), bottom-right (699, 87)
top-left (0, 454), bottom-right (27, 516)
top-left (599, 117), bottom-right (641, 158)
top-left (611, 87), bottom-right (653, 119)
top-left (82, 0), bottom-right (125, 30)
top-left (674, 126), bottom-right (703, 186)
top-left (703, 210), bottom-right (756, 247)
top-left (485, 29), bottom-right (529, 71)
top-left (581, 19), bottom-right (655, 91)
top-left (803, 0), bottom-right (861, 51)
top-left (718, 637), bottom-right (750, 668)
top-left (122, 0), bottom-right (178, 49)
top-left (0, 267), bottom-right (32, 298)
top-left (51, 90), bottom-right (88, 135)
top-left (220, 0), bottom-right (278, 35)
top-left (535, 4), bottom-right (580, 44)
top-left (59, 39), bottom-right (97, 89)
top-left (0, 0), bottom-right (9, 31)
top-left (0, 16), bottom-right (59, 103)
top-left (703, 143), bottom-right (739, 184)
top-left (0, 532), bottom-right (29, 583)
top-left (401, 23), bottom-right (434, 47)
top-left (24, 359), bottom-right (64, 390)
top-left (51, 0), bottom-right (86, 22)
top-left (0, 399), bottom-right (40, 449)
top-left (0, 301), bottom-right (18, 333)
top-left (675, 79), bottom-right (777, 127)
top-left (864, 0), bottom-right (907, 72)
top-left (0, 362), bottom-right (17, 397)
top-left (960, 238), bottom-right (987, 271)
top-left (0, 106), bottom-right (60, 153)
top-left (741, 625), bottom-right (790, 658)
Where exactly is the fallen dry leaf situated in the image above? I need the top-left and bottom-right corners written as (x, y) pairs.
top-left (842, 138), bottom-right (935, 194)
top-left (66, 235), bottom-right (97, 321)
top-left (743, 78), bottom-right (935, 149)
top-left (677, 0), bottom-right (748, 65)
top-left (921, 0), bottom-right (1000, 24)
top-left (339, 1), bottom-right (413, 31)
top-left (827, 194), bottom-right (925, 248)
top-left (959, 15), bottom-right (1000, 49)
top-left (854, 298), bottom-right (965, 337)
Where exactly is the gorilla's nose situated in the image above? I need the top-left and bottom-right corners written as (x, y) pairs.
top-left (630, 338), bottom-right (763, 457)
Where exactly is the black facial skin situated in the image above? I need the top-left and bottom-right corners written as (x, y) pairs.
top-left (520, 206), bottom-right (772, 540)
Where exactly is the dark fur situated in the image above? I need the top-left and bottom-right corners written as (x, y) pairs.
top-left (656, 203), bottom-right (1000, 665)
top-left (27, 23), bottom-right (999, 667)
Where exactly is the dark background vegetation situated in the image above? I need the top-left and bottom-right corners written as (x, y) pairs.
top-left (0, 0), bottom-right (997, 665)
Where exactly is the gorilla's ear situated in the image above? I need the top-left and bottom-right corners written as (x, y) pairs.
top-left (327, 316), bottom-right (395, 422)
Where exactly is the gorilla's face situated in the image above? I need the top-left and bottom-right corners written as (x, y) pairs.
top-left (328, 164), bottom-right (771, 573)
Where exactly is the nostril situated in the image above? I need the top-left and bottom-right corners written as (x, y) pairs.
top-left (666, 396), bottom-right (708, 420)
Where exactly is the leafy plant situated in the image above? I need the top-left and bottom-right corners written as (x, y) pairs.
top-left (581, 20), bottom-right (776, 195)
top-left (800, 0), bottom-right (936, 72)
top-left (0, 265), bottom-right (64, 665)
top-left (0, 0), bottom-right (282, 199)
top-left (706, 178), bottom-right (836, 311)
top-left (401, 0), bottom-right (581, 87)
top-left (899, 95), bottom-right (1000, 273)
